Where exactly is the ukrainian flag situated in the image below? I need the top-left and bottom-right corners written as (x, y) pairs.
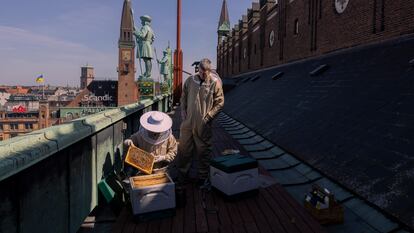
top-left (36, 74), bottom-right (44, 83)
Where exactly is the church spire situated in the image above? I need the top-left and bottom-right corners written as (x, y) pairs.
top-left (218, 0), bottom-right (231, 42)
top-left (119, 0), bottom-right (135, 46)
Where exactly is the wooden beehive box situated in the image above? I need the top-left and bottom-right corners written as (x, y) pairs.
top-left (210, 154), bottom-right (259, 197)
top-left (125, 145), bottom-right (155, 175)
top-left (129, 173), bottom-right (176, 215)
top-left (304, 184), bottom-right (344, 225)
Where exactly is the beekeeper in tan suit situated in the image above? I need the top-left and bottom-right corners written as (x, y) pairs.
top-left (177, 58), bottom-right (224, 186)
top-left (124, 111), bottom-right (177, 174)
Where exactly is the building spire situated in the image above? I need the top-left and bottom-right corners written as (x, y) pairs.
top-left (118, 0), bottom-right (139, 106)
top-left (119, 0), bottom-right (135, 46)
top-left (218, 0), bottom-right (231, 42)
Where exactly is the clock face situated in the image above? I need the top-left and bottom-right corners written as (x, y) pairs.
top-left (122, 50), bottom-right (131, 61)
top-left (269, 30), bottom-right (275, 48)
top-left (335, 0), bottom-right (349, 14)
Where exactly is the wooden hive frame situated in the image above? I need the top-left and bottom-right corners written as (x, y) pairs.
top-left (125, 145), bottom-right (155, 175)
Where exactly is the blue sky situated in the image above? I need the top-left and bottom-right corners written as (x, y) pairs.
top-left (0, 0), bottom-right (256, 86)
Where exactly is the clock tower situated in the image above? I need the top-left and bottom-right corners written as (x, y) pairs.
top-left (118, 0), bottom-right (139, 106)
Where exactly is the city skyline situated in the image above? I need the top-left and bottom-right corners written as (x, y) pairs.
top-left (0, 0), bottom-right (256, 86)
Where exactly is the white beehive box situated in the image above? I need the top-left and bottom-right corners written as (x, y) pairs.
top-left (129, 173), bottom-right (175, 215)
top-left (210, 154), bottom-right (259, 196)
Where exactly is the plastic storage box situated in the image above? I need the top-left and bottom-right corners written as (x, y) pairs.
top-left (129, 173), bottom-right (175, 215)
top-left (210, 154), bottom-right (259, 196)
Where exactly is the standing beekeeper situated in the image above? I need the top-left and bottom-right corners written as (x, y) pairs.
top-left (177, 58), bottom-right (225, 187)
top-left (124, 111), bottom-right (177, 174)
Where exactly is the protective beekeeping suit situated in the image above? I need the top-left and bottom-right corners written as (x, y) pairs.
top-left (177, 58), bottom-right (224, 185)
top-left (124, 111), bottom-right (177, 174)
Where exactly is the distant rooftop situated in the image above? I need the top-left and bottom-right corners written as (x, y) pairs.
top-left (8, 94), bottom-right (40, 101)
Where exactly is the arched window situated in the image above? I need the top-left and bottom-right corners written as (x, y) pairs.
top-left (294, 19), bottom-right (299, 35)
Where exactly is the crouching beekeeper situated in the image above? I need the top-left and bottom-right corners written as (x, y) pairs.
top-left (124, 111), bottom-right (177, 174)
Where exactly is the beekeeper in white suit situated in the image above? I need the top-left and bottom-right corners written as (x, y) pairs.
top-left (124, 111), bottom-right (177, 174)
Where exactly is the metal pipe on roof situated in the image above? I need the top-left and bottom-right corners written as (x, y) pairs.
top-left (173, 0), bottom-right (183, 105)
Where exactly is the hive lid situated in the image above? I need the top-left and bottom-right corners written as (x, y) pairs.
top-left (125, 145), bottom-right (155, 175)
top-left (211, 154), bottom-right (257, 173)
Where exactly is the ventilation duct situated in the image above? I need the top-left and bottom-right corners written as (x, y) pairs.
top-left (409, 59), bottom-right (414, 67)
top-left (272, 71), bottom-right (284, 80)
top-left (251, 75), bottom-right (261, 82)
top-left (309, 64), bottom-right (329, 76)
top-left (242, 77), bottom-right (251, 83)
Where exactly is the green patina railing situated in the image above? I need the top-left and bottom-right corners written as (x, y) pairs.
top-left (59, 107), bottom-right (117, 120)
top-left (0, 94), bottom-right (171, 233)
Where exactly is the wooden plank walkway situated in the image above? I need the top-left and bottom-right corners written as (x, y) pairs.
top-left (113, 183), bottom-right (327, 233)
top-left (112, 107), bottom-right (326, 233)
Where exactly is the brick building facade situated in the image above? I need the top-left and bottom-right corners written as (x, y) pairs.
top-left (217, 0), bottom-right (414, 77)
top-left (0, 97), bottom-right (51, 141)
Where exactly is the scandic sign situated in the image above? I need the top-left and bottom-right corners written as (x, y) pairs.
top-left (82, 94), bottom-right (114, 102)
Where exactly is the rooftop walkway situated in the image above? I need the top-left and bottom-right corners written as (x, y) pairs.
top-left (111, 107), bottom-right (326, 233)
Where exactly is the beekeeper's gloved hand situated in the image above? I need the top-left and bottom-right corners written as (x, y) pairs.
top-left (124, 139), bottom-right (134, 147)
top-left (154, 155), bottom-right (167, 163)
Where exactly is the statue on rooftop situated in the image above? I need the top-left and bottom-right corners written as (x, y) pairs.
top-left (134, 15), bottom-right (155, 80)
top-left (157, 49), bottom-right (170, 84)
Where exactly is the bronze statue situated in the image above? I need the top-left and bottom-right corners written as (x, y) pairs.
top-left (157, 50), bottom-right (170, 83)
top-left (134, 15), bottom-right (155, 80)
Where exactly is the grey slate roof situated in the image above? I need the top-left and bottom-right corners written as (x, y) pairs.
top-left (217, 112), bottom-right (410, 232)
top-left (223, 34), bottom-right (414, 231)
